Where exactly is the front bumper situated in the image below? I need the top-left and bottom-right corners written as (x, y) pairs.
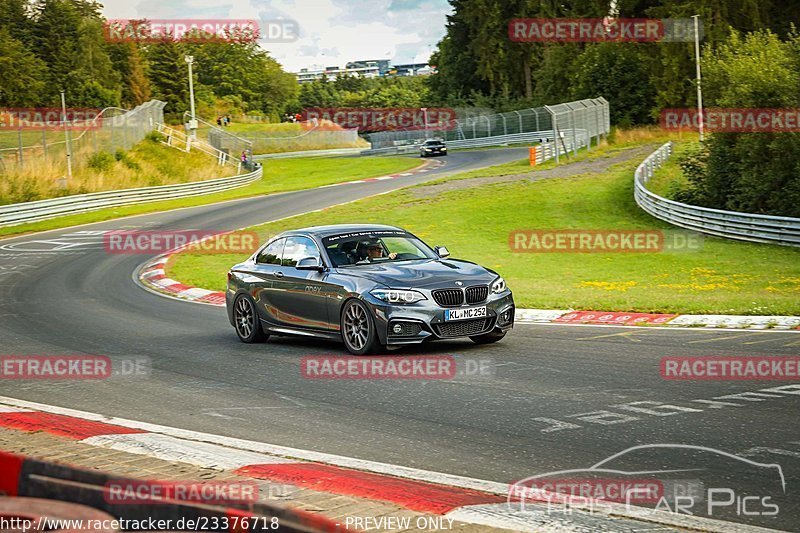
top-left (365, 291), bottom-right (514, 345)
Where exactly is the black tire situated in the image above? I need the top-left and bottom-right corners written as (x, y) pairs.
top-left (340, 299), bottom-right (382, 355)
top-left (470, 330), bottom-right (506, 345)
top-left (233, 294), bottom-right (267, 343)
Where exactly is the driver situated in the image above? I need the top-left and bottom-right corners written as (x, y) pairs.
top-left (366, 242), bottom-right (397, 260)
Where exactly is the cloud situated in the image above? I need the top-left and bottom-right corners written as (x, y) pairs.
top-left (99, 0), bottom-right (452, 71)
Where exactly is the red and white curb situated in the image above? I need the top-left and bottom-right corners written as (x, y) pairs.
top-left (317, 158), bottom-right (445, 188)
top-left (515, 309), bottom-right (800, 330)
top-left (0, 397), bottom-right (777, 533)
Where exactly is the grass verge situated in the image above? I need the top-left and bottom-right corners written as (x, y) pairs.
top-left (0, 155), bottom-right (420, 238)
top-left (0, 133), bottom-right (235, 205)
top-left (168, 138), bottom-right (800, 315)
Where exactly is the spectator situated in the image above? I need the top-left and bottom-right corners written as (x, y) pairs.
top-left (216, 117), bottom-right (222, 126)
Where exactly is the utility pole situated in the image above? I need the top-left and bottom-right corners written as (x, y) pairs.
top-left (692, 15), bottom-right (704, 141)
top-left (60, 90), bottom-right (72, 181)
top-left (185, 55), bottom-right (198, 139)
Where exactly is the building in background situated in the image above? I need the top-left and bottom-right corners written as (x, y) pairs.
top-left (295, 59), bottom-right (433, 83)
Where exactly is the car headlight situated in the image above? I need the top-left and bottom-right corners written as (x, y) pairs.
top-left (491, 276), bottom-right (507, 294)
top-left (424, 148), bottom-right (432, 151)
top-left (371, 289), bottom-right (427, 304)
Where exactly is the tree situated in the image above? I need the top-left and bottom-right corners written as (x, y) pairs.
top-left (571, 43), bottom-right (656, 125)
top-left (146, 35), bottom-right (188, 119)
top-left (0, 0), bottom-right (34, 45)
top-left (678, 31), bottom-right (800, 216)
top-left (30, 0), bottom-right (119, 106)
top-left (0, 28), bottom-right (47, 106)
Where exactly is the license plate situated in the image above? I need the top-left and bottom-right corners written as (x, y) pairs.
top-left (445, 307), bottom-right (487, 321)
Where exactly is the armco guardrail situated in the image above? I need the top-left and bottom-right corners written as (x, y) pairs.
top-left (635, 142), bottom-right (800, 247)
top-left (0, 166), bottom-right (262, 227)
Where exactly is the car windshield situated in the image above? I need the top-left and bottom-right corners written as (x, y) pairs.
top-left (424, 140), bottom-right (444, 145)
top-left (322, 231), bottom-right (437, 267)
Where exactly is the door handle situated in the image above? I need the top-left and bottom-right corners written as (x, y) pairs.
top-left (273, 271), bottom-right (284, 278)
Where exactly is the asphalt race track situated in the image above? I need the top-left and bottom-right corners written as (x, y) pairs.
top-left (1, 147), bottom-right (798, 531)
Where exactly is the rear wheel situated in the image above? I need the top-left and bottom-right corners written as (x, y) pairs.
top-left (233, 294), bottom-right (267, 343)
top-left (341, 299), bottom-right (381, 355)
top-left (470, 330), bottom-right (506, 345)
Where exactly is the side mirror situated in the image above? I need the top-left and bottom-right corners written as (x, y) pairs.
top-left (296, 256), bottom-right (324, 272)
top-left (434, 246), bottom-right (450, 258)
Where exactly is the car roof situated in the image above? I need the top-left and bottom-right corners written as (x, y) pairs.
top-left (276, 224), bottom-right (408, 239)
top-left (424, 139), bottom-right (444, 143)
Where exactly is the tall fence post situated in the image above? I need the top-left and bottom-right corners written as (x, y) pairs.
top-left (17, 127), bottom-right (23, 168)
top-left (544, 105), bottom-right (558, 164)
top-left (514, 110), bottom-right (523, 134)
top-left (570, 106), bottom-right (578, 156)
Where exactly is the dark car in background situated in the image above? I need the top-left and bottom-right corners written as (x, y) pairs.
top-left (226, 224), bottom-right (514, 354)
top-left (419, 139), bottom-right (447, 157)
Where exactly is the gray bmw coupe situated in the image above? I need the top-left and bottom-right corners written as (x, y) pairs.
top-left (226, 224), bottom-right (514, 354)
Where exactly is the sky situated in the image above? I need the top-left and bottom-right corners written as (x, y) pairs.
top-left (100, 0), bottom-right (453, 72)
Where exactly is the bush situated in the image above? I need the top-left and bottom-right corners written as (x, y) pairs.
top-left (114, 149), bottom-right (141, 170)
top-left (673, 31), bottom-right (800, 217)
top-left (145, 131), bottom-right (166, 143)
top-left (87, 151), bottom-right (115, 171)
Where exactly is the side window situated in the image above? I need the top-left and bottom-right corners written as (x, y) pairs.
top-left (282, 236), bottom-right (321, 267)
top-left (256, 238), bottom-right (285, 265)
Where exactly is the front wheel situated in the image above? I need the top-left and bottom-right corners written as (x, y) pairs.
top-left (470, 330), bottom-right (506, 345)
top-left (233, 294), bottom-right (267, 343)
top-left (341, 299), bottom-right (381, 355)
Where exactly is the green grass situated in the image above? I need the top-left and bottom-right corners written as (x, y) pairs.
top-left (0, 156), bottom-right (420, 238)
top-left (646, 142), bottom-right (696, 198)
top-left (168, 140), bottom-right (800, 315)
top-left (225, 122), bottom-right (304, 135)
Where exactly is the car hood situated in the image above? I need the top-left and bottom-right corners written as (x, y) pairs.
top-left (337, 259), bottom-right (496, 288)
